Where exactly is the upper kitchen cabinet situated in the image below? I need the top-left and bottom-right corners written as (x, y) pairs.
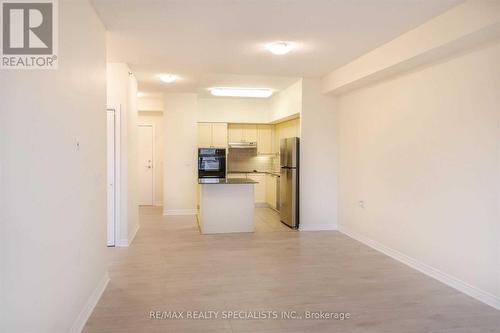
top-left (274, 118), bottom-right (300, 153)
top-left (242, 124), bottom-right (257, 142)
top-left (257, 124), bottom-right (273, 154)
top-left (228, 124), bottom-right (243, 142)
top-left (198, 123), bottom-right (212, 147)
top-left (197, 123), bottom-right (227, 148)
top-left (211, 123), bottom-right (228, 147)
top-left (228, 124), bottom-right (257, 143)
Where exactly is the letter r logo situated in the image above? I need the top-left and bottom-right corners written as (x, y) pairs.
top-left (2, 1), bottom-right (53, 55)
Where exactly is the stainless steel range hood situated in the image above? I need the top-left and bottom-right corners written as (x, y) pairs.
top-left (228, 142), bottom-right (257, 149)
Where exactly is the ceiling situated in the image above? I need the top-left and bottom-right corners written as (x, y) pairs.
top-left (91, 0), bottom-right (462, 95)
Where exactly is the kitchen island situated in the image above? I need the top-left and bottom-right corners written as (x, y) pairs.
top-left (198, 178), bottom-right (257, 234)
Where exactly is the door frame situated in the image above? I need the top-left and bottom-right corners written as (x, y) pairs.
top-left (106, 105), bottom-right (121, 246)
top-left (138, 124), bottom-right (155, 205)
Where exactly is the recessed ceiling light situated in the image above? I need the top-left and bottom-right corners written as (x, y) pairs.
top-left (266, 41), bottom-right (294, 55)
top-left (137, 92), bottom-right (145, 97)
top-left (209, 87), bottom-right (273, 98)
top-left (159, 74), bottom-right (178, 83)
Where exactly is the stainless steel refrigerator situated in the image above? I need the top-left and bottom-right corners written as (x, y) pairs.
top-left (279, 137), bottom-right (299, 229)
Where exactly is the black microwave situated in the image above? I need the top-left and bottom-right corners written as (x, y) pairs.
top-left (198, 148), bottom-right (226, 179)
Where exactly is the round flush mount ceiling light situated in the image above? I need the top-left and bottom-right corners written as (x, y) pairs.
top-left (159, 74), bottom-right (178, 83)
top-left (266, 41), bottom-right (294, 55)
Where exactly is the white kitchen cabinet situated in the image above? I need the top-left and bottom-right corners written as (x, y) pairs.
top-left (247, 173), bottom-right (266, 204)
top-left (228, 124), bottom-right (244, 142)
top-left (197, 123), bottom-right (227, 148)
top-left (242, 124), bottom-right (257, 142)
top-left (257, 124), bottom-right (273, 154)
top-left (198, 123), bottom-right (213, 147)
top-left (273, 118), bottom-right (300, 153)
top-left (211, 123), bottom-right (228, 147)
top-left (273, 125), bottom-right (280, 154)
top-left (228, 124), bottom-right (258, 143)
top-left (266, 174), bottom-right (278, 210)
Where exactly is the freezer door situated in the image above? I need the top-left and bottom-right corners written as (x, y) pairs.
top-left (280, 139), bottom-right (287, 167)
top-left (280, 137), bottom-right (299, 168)
top-left (288, 137), bottom-right (299, 168)
top-left (279, 168), bottom-right (298, 228)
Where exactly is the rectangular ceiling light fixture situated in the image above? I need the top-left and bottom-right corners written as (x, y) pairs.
top-left (209, 87), bottom-right (273, 98)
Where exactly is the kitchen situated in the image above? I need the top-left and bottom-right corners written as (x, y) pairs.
top-left (197, 117), bottom-right (300, 234)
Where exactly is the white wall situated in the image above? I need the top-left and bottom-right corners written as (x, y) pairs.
top-left (138, 112), bottom-right (164, 206)
top-left (270, 79), bottom-right (302, 122)
top-left (299, 79), bottom-right (338, 231)
top-left (322, 0), bottom-right (500, 94)
top-left (163, 94), bottom-right (198, 215)
top-left (0, 1), bottom-right (108, 332)
top-left (107, 63), bottom-right (140, 245)
top-left (337, 41), bottom-right (500, 300)
top-left (197, 97), bottom-right (271, 123)
top-left (138, 96), bottom-right (164, 112)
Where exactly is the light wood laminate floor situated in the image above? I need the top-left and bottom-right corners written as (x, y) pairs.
top-left (83, 206), bottom-right (500, 333)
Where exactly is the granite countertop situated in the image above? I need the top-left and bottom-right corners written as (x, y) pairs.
top-left (228, 170), bottom-right (280, 177)
top-left (198, 178), bottom-right (258, 185)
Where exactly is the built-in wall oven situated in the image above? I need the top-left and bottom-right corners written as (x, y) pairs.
top-left (198, 148), bottom-right (226, 179)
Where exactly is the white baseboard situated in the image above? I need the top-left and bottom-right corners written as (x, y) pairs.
top-left (69, 272), bottom-right (109, 333)
top-left (128, 223), bottom-right (140, 245)
top-left (163, 209), bottom-right (198, 216)
top-left (299, 223), bottom-right (337, 231)
top-left (116, 224), bottom-right (140, 247)
top-left (116, 238), bottom-right (129, 247)
top-left (339, 225), bottom-right (500, 311)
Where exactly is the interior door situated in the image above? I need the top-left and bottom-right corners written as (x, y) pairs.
top-left (106, 110), bottom-right (116, 246)
top-left (138, 125), bottom-right (154, 205)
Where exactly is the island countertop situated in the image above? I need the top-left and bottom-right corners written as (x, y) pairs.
top-left (198, 178), bottom-right (258, 185)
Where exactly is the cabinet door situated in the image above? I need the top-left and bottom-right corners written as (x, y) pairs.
top-left (257, 125), bottom-right (272, 154)
top-left (211, 123), bottom-right (228, 147)
top-left (242, 124), bottom-right (257, 142)
top-left (284, 121), bottom-right (294, 139)
top-left (273, 125), bottom-right (281, 154)
top-left (198, 123), bottom-right (212, 147)
top-left (228, 124), bottom-right (244, 142)
top-left (291, 118), bottom-right (300, 137)
top-left (266, 174), bottom-right (277, 209)
top-left (247, 173), bottom-right (266, 203)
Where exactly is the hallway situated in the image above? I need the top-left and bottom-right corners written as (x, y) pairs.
top-left (83, 207), bottom-right (500, 333)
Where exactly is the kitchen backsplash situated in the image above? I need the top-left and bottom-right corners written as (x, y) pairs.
top-left (228, 149), bottom-right (279, 173)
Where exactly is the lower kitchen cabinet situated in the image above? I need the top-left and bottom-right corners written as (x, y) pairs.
top-left (266, 174), bottom-right (278, 210)
top-left (246, 173), bottom-right (266, 204)
top-left (227, 173), bottom-right (270, 205)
